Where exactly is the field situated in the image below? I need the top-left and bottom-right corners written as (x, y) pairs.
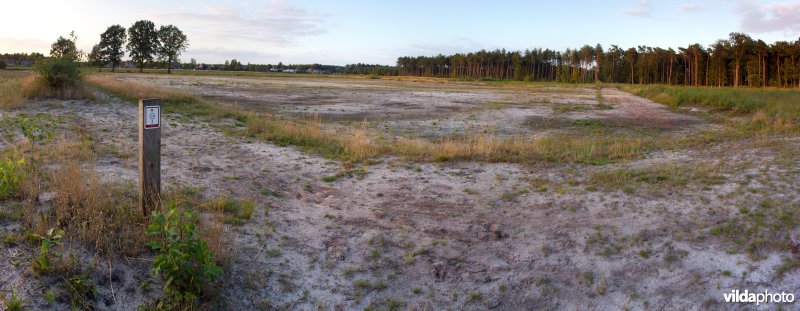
top-left (2, 69), bottom-right (800, 310)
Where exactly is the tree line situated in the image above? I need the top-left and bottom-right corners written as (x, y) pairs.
top-left (396, 33), bottom-right (800, 88)
top-left (86, 20), bottom-right (189, 73)
top-left (1, 52), bottom-right (46, 65)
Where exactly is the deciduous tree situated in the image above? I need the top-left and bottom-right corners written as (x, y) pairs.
top-left (156, 25), bottom-right (189, 74)
top-left (100, 25), bottom-right (127, 72)
top-left (127, 20), bottom-right (159, 73)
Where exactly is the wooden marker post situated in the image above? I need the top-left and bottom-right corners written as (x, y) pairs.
top-left (139, 99), bottom-right (162, 216)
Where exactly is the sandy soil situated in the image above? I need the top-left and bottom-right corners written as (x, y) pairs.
top-left (2, 76), bottom-right (800, 310)
top-left (118, 74), bottom-right (705, 138)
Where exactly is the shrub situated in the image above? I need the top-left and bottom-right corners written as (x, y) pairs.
top-left (147, 204), bottom-right (223, 307)
top-left (34, 57), bottom-right (81, 89)
top-left (0, 157), bottom-right (25, 199)
top-left (0, 59), bottom-right (7, 69)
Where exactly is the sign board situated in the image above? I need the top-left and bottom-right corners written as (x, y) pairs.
top-left (139, 99), bottom-right (162, 216)
top-left (145, 106), bottom-right (160, 129)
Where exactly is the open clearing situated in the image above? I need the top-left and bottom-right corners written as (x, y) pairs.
top-left (117, 73), bottom-right (704, 138)
top-left (2, 73), bottom-right (800, 310)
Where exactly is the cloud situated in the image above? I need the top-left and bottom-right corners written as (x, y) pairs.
top-left (737, 1), bottom-right (800, 35)
top-left (624, 0), bottom-right (654, 17)
top-left (681, 3), bottom-right (705, 12)
top-left (153, 3), bottom-right (327, 46)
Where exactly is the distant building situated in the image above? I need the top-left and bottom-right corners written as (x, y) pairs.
top-left (283, 69), bottom-right (297, 73)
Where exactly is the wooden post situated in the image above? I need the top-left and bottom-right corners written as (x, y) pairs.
top-left (139, 99), bottom-right (162, 216)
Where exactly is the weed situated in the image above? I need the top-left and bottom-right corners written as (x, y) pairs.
top-left (147, 204), bottom-right (223, 307)
top-left (44, 289), bottom-right (56, 303)
top-left (239, 199), bottom-right (255, 220)
top-left (353, 279), bottom-right (372, 291)
top-left (32, 228), bottom-right (64, 273)
top-left (710, 200), bottom-right (799, 259)
top-left (322, 168), bottom-right (367, 182)
top-left (2, 290), bottom-right (25, 311)
top-left (264, 248), bottom-right (281, 258)
top-left (63, 274), bottom-right (97, 309)
top-left (775, 257), bottom-right (800, 278)
top-left (0, 157), bottom-right (25, 198)
top-left (467, 291), bottom-right (483, 303)
top-left (259, 188), bottom-right (284, 198)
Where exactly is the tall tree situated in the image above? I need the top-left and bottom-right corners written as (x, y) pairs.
top-left (156, 25), bottom-right (189, 74)
top-left (50, 31), bottom-right (81, 60)
top-left (100, 25), bottom-right (127, 72)
top-left (729, 32), bottom-right (753, 87)
top-left (127, 20), bottom-right (159, 73)
top-left (88, 44), bottom-right (105, 71)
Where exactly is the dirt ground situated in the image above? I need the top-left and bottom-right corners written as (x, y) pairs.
top-left (117, 74), bottom-right (703, 138)
top-left (2, 74), bottom-right (800, 310)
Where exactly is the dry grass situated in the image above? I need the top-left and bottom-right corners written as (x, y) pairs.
top-left (0, 71), bottom-right (93, 109)
top-left (85, 74), bottom-right (195, 104)
top-left (0, 72), bottom-right (28, 108)
top-left (7, 128), bottom-right (149, 256)
top-left (3, 116), bottom-right (234, 259)
top-left (395, 134), bottom-right (645, 164)
top-left (88, 73), bottom-right (648, 164)
top-left (85, 74), bottom-right (216, 118)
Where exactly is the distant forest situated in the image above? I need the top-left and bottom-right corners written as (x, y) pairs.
top-left (396, 33), bottom-right (800, 88)
top-left (4, 32), bottom-right (800, 87)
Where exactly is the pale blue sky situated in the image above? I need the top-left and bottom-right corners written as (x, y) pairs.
top-left (1, 0), bottom-right (799, 65)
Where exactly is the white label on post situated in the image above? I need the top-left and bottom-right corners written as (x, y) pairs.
top-left (145, 106), bottom-right (160, 129)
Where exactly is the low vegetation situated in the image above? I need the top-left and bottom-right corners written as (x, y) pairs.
top-left (147, 204), bottom-right (223, 308)
top-left (0, 110), bottom-right (228, 308)
top-left (620, 84), bottom-right (800, 132)
top-left (87, 74), bottom-right (652, 164)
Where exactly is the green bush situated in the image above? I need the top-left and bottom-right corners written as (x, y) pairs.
top-left (0, 157), bottom-right (25, 198)
top-left (0, 59), bottom-right (7, 69)
top-left (147, 204), bottom-right (222, 307)
top-left (34, 57), bottom-right (81, 88)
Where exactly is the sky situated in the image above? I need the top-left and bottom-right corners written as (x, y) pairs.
top-left (1, 0), bottom-right (799, 65)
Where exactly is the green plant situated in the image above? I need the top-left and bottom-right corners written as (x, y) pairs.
top-left (0, 157), bottom-right (25, 198)
top-left (0, 59), bottom-right (7, 70)
top-left (238, 199), bottom-right (255, 220)
top-left (34, 57), bottom-right (82, 88)
top-left (14, 114), bottom-right (64, 144)
top-left (147, 204), bottom-right (223, 307)
top-left (32, 228), bottom-right (64, 273)
top-left (63, 274), bottom-right (96, 309)
top-left (45, 289), bottom-right (56, 303)
top-left (3, 290), bottom-right (25, 311)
